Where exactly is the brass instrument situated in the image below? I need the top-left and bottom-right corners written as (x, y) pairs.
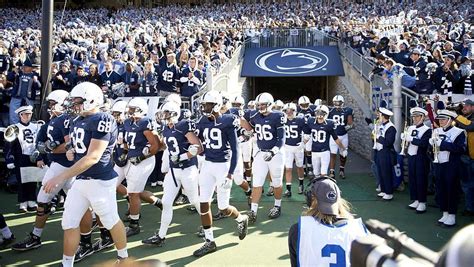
top-left (3, 125), bottom-right (19, 142)
top-left (432, 125), bottom-right (439, 163)
top-left (372, 118), bottom-right (379, 150)
top-left (400, 121), bottom-right (409, 156)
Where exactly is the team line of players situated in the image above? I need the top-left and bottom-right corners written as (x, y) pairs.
top-left (10, 82), bottom-right (355, 265)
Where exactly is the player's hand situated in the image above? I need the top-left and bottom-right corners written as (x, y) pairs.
top-left (118, 153), bottom-right (128, 163)
top-left (220, 177), bottom-right (233, 190)
top-left (303, 134), bottom-right (310, 143)
top-left (170, 154), bottom-right (180, 164)
top-left (66, 148), bottom-right (75, 161)
top-left (7, 163), bottom-right (15, 169)
top-left (37, 160), bottom-right (45, 168)
top-left (188, 144), bottom-right (199, 156)
top-left (142, 146), bottom-right (150, 157)
top-left (29, 150), bottom-right (40, 163)
top-left (43, 176), bottom-right (64, 194)
top-left (263, 151), bottom-right (275, 162)
top-left (340, 148), bottom-right (348, 158)
top-left (45, 140), bottom-right (60, 152)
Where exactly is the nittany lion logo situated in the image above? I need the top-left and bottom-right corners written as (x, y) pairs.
top-left (326, 190), bottom-right (337, 201)
top-left (255, 48), bottom-right (329, 75)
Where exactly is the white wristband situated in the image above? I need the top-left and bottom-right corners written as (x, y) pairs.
top-left (179, 153), bottom-right (189, 161)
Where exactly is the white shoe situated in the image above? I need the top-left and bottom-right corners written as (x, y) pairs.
top-left (19, 202), bottom-right (27, 212)
top-left (27, 201), bottom-right (37, 208)
top-left (376, 185), bottom-right (381, 192)
top-left (416, 203), bottom-right (426, 213)
top-left (157, 181), bottom-right (163, 186)
top-left (150, 182), bottom-right (158, 187)
top-left (408, 201), bottom-right (419, 209)
top-left (382, 194), bottom-right (393, 200)
top-left (438, 212), bottom-right (449, 224)
top-left (377, 192), bottom-right (385, 197)
top-left (443, 214), bottom-right (456, 227)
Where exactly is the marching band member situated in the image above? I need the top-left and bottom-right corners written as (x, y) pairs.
top-left (401, 106), bottom-right (431, 213)
top-left (374, 106), bottom-right (397, 201)
top-left (430, 107), bottom-right (466, 227)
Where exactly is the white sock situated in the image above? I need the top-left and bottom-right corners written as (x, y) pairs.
top-left (235, 213), bottom-right (245, 223)
top-left (117, 247), bottom-right (128, 258)
top-left (274, 199), bottom-right (282, 207)
top-left (62, 255), bottom-right (74, 267)
top-left (130, 214), bottom-right (140, 220)
top-left (286, 182), bottom-right (291, 185)
top-left (245, 187), bottom-right (251, 193)
top-left (298, 177), bottom-right (304, 181)
top-left (251, 203), bottom-right (258, 213)
top-left (245, 176), bottom-right (251, 182)
top-left (32, 227), bottom-right (43, 237)
top-left (204, 227), bottom-right (214, 241)
top-left (1, 227), bottom-right (12, 239)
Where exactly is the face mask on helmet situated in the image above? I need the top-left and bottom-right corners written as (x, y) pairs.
top-left (112, 111), bottom-right (124, 122)
top-left (201, 102), bottom-right (218, 116)
top-left (315, 110), bottom-right (328, 119)
top-left (232, 102), bottom-right (243, 109)
top-left (128, 106), bottom-right (145, 118)
top-left (333, 101), bottom-right (343, 107)
top-left (47, 100), bottom-right (63, 116)
top-left (257, 102), bottom-right (271, 114)
top-left (156, 109), bottom-right (178, 124)
top-left (285, 107), bottom-right (295, 118)
top-left (299, 103), bottom-right (309, 110)
top-left (62, 97), bottom-right (75, 115)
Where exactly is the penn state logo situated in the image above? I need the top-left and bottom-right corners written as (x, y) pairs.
top-left (326, 190), bottom-right (337, 201)
top-left (255, 48), bottom-right (329, 75)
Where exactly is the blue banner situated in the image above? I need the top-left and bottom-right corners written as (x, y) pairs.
top-left (241, 46), bottom-right (345, 77)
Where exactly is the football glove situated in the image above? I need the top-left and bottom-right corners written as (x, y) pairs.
top-left (129, 155), bottom-right (146, 165)
top-left (263, 147), bottom-right (279, 162)
top-left (220, 178), bottom-right (233, 190)
top-left (188, 144), bottom-right (199, 156)
top-left (37, 141), bottom-right (47, 154)
top-left (142, 146), bottom-right (150, 157)
top-left (170, 154), bottom-right (180, 164)
top-left (117, 152), bottom-right (128, 164)
top-left (340, 149), bottom-right (348, 158)
top-left (45, 140), bottom-right (61, 152)
top-left (29, 150), bottom-right (40, 163)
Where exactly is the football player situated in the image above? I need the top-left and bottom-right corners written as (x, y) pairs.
top-left (305, 105), bottom-right (348, 177)
top-left (283, 103), bottom-right (308, 197)
top-left (142, 101), bottom-right (202, 247)
top-left (12, 90), bottom-right (72, 252)
top-left (273, 100), bottom-right (284, 111)
top-left (122, 97), bottom-right (163, 237)
top-left (248, 92), bottom-right (286, 223)
top-left (193, 90), bottom-right (249, 257)
top-left (242, 99), bottom-right (257, 185)
top-left (297, 96), bottom-right (315, 177)
top-left (328, 95), bottom-right (354, 179)
top-left (42, 82), bottom-right (128, 266)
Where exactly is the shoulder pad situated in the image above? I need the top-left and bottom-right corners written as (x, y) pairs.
top-left (92, 113), bottom-right (115, 133)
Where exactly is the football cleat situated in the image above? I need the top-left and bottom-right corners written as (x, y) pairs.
top-left (0, 234), bottom-right (15, 249)
top-left (11, 233), bottom-right (41, 251)
top-left (443, 215), bottom-right (456, 227)
top-left (92, 236), bottom-right (114, 252)
top-left (213, 211), bottom-right (227, 221)
top-left (268, 206), bottom-right (282, 219)
top-left (329, 170), bottom-right (335, 178)
top-left (193, 239), bottom-right (217, 257)
top-left (74, 242), bottom-right (94, 263)
top-left (284, 189), bottom-right (292, 198)
top-left (142, 234), bottom-right (165, 246)
top-left (438, 212), bottom-right (449, 224)
top-left (154, 199), bottom-right (163, 210)
top-left (416, 203), bottom-right (426, 214)
top-left (126, 224), bottom-right (140, 237)
top-left (339, 170), bottom-right (346, 179)
top-left (237, 215), bottom-right (249, 240)
top-left (19, 202), bottom-right (27, 213)
top-left (408, 201), bottom-right (419, 209)
top-left (307, 170), bottom-right (314, 177)
top-left (377, 192), bottom-right (385, 197)
top-left (248, 211), bottom-right (257, 224)
top-left (298, 185), bottom-right (304, 194)
top-left (266, 186), bottom-right (274, 196)
top-left (382, 194), bottom-right (393, 201)
top-left (150, 182), bottom-right (158, 187)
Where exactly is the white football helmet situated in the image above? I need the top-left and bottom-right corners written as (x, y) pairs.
top-left (314, 99), bottom-right (323, 106)
top-left (127, 97), bottom-right (148, 118)
top-left (315, 105), bottom-right (329, 120)
top-left (231, 95), bottom-right (245, 108)
top-left (255, 92), bottom-right (274, 114)
top-left (164, 93), bottom-right (182, 107)
top-left (157, 101), bottom-right (180, 124)
top-left (247, 100), bottom-right (256, 110)
top-left (70, 82), bottom-right (104, 113)
top-left (285, 102), bottom-right (297, 118)
top-left (111, 100), bottom-right (128, 122)
top-left (274, 100), bottom-right (284, 110)
top-left (298, 96), bottom-right (311, 110)
top-left (46, 89), bottom-right (69, 114)
top-left (333, 95), bottom-right (344, 108)
top-left (201, 90), bottom-right (222, 116)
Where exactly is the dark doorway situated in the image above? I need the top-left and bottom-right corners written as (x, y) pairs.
top-left (251, 76), bottom-right (328, 103)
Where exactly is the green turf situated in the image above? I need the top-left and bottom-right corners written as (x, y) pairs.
top-left (0, 154), bottom-right (472, 266)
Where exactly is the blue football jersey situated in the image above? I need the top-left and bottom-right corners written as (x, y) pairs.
top-left (297, 106), bottom-right (316, 120)
top-left (228, 107), bottom-right (245, 118)
top-left (329, 107), bottom-right (353, 136)
top-left (163, 119), bottom-right (198, 169)
top-left (123, 117), bottom-right (154, 158)
top-left (249, 111), bottom-right (286, 150)
top-left (47, 114), bottom-right (73, 167)
top-left (284, 116), bottom-right (307, 146)
top-left (196, 114), bottom-right (239, 163)
top-left (113, 122), bottom-right (127, 166)
top-left (305, 118), bottom-right (338, 152)
top-left (243, 109), bottom-right (257, 122)
top-left (69, 112), bottom-right (118, 180)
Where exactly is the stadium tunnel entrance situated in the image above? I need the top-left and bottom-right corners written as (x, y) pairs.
top-left (241, 46), bottom-right (344, 103)
top-left (248, 76), bottom-right (331, 103)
